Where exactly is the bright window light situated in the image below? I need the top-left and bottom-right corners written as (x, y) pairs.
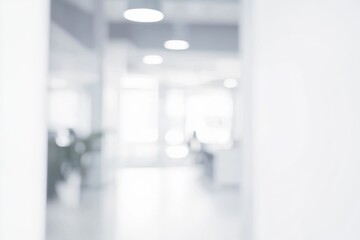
top-left (164, 40), bottom-right (189, 50)
top-left (124, 8), bottom-right (164, 22)
top-left (165, 130), bottom-right (185, 145)
top-left (224, 78), bottom-right (238, 88)
top-left (186, 89), bottom-right (233, 145)
top-left (49, 90), bottom-right (80, 129)
top-left (166, 146), bottom-right (189, 159)
top-left (166, 90), bottom-right (185, 117)
top-left (143, 55), bottom-right (163, 65)
top-left (120, 74), bottom-right (158, 89)
top-left (119, 90), bottom-right (159, 143)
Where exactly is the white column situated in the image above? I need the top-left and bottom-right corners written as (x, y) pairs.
top-left (242, 0), bottom-right (360, 239)
top-left (0, 1), bottom-right (49, 240)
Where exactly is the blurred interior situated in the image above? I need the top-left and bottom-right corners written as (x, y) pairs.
top-left (46, 0), bottom-right (242, 239)
top-left (2, 0), bottom-right (360, 239)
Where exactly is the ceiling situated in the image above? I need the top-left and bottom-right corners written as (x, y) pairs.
top-left (106, 0), bottom-right (239, 24)
top-left (61, 0), bottom-right (239, 24)
top-left (50, 0), bottom-right (241, 88)
top-left (123, 42), bottom-right (241, 87)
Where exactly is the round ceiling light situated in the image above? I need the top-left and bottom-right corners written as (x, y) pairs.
top-left (123, 8), bottom-right (164, 22)
top-left (164, 40), bottom-right (190, 50)
top-left (143, 55), bottom-right (163, 65)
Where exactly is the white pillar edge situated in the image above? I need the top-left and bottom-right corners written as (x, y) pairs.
top-left (0, 0), bottom-right (50, 239)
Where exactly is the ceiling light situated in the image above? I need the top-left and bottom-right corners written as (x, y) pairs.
top-left (224, 78), bottom-right (238, 88)
top-left (124, 9), bottom-right (163, 22)
top-left (164, 40), bottom-right (189, 50)
top-left (143, 55), bottom-right (163, 65)
top-left (164, 24), bottom-right (190, 50)
top-left (124, 0), bottom-right (164, 22)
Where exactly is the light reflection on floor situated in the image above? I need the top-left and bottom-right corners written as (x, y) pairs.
top-left (46, 166), bottom-right (240, 240)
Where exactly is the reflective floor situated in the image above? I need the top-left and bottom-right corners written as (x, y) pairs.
top-left (46, 166), bottom-right (240, 240)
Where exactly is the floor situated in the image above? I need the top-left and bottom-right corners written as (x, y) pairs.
top-left (46, 166), bottom-right (241, 240)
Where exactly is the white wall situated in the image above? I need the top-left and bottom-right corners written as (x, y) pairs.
top-left (0, 1), bottom-right (49, 239)
top-left (242, 0), bottom-right (360, 239)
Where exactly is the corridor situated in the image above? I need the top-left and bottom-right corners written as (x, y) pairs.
top-left (2, 0), bottom-right (360, 239)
